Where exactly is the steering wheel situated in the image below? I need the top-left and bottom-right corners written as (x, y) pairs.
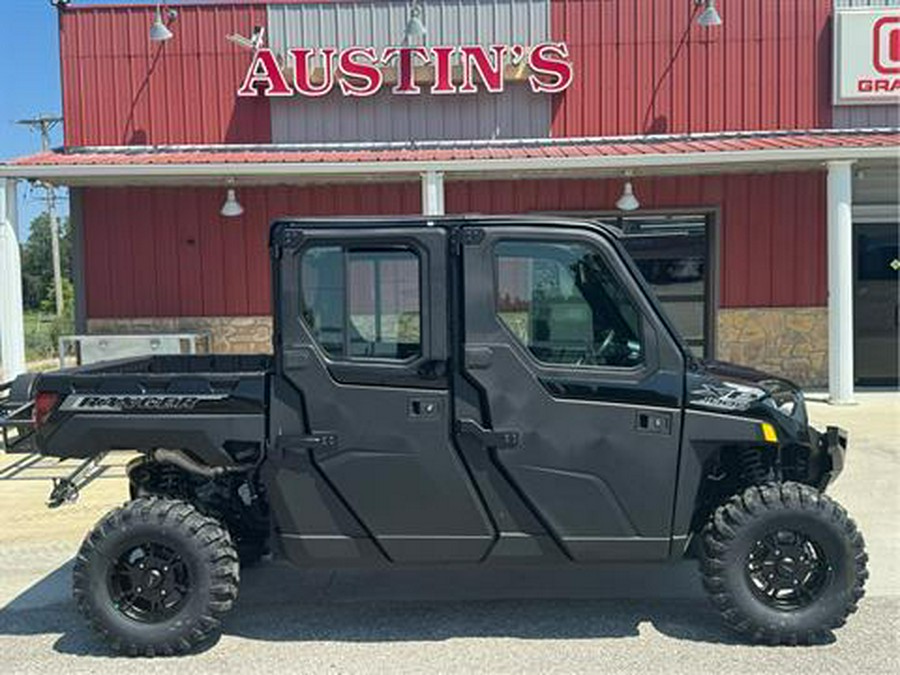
top-left (596, 328), bottom-right (616, 358)
top-left (575, 329), bottom-right (616, 366)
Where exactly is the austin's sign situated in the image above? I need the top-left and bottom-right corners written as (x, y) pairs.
top-left (237, 44), bottom-right (574, 98)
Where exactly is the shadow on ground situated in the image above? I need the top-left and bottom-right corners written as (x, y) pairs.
top-left (0, 557), bottom-right (835, 657)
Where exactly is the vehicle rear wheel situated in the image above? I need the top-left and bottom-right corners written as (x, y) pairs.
top-left (700, 481), bottom-right (867, 645)
top-left (73, 498), bottom-right (239, 656)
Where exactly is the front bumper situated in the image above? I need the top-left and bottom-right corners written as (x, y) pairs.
top-left (811, 425), bottom-right (848, 488)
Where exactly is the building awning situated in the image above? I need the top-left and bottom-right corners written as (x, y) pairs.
top-left (2, 129), bottom-right (898, 186)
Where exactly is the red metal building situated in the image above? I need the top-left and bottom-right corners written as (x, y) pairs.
top-left (1, 0), bottom-right (898, 394)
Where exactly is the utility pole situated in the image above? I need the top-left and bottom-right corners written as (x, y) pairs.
top-left (16, 114), bottom-right (64, 317)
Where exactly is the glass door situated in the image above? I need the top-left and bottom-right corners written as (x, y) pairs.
top-left (854, 223), bottom-right (899, 386)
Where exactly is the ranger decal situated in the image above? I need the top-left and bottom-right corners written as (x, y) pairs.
top-left (59, 394), bottom-right (228, 412)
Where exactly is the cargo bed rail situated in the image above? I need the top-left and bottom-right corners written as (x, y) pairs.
top-left (0, 378), bottom-right (36, 453)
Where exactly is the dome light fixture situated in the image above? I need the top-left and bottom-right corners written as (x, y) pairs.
top-left (696, 0), bottom-right (723, 28)
top-left (149, 4), bottom-right (177, 42)
top-left (220, 183), bottom-right (244, 218)
top-left (616, 177), bottom-right (640, 212)
top-left (404, 0), bottom-right (428, 44)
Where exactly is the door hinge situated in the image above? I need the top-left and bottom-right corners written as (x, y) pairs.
top-left (272, 228), bottom-right (305, 253)
top-left (450, 227), bottom-right (485, 254)
top-left (280, 432), bottom-right (339, 451)
top-left (456, 419), bottom-right (519, 449)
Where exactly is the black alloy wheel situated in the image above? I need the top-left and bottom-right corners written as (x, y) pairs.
top-left (108, 541), bottom-right (192, 623)
top-left (745, 528), bottom-right (831, 611)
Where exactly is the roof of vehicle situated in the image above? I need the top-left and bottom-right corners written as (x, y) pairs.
top-left (270, 214), bottom-right (623, 241)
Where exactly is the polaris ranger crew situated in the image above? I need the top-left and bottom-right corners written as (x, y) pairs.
top-left (0, 217), bottom-right (865, 655)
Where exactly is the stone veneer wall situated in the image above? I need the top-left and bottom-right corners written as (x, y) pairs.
top-left (89, 308), bottom-right (829, 387)
top-left (716, 308), bottom-right (828, 388)
top-left (86, 317), bottom-right (273, 354)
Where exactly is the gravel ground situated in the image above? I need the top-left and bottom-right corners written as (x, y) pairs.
top-left (0, 392), bottom-right (897, 674)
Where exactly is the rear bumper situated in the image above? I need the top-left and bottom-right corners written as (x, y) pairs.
top-left (811, 425), bottom-right (848, 488)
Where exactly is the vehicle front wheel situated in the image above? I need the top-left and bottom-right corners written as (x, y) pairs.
top-left (700, 481), bottom-right (867, 645)
top-left (73, 498), bottom-right (239, 656)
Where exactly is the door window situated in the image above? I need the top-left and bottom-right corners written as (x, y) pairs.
top-left (300, 246), bottom-right (421, 360)
top-left (495, 241), bottom-right (644, 368)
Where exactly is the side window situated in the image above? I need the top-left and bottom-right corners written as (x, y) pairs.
top-left (495, 241), bottom-right (644, 368)
top-left (300, 246), bottom-right (421, 361)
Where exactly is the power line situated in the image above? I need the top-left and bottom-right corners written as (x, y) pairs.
top-left (16, 115), bottom-right (64, 317)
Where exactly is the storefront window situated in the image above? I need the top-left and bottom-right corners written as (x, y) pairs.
top-left (617, 215), bottom-right (710, 357)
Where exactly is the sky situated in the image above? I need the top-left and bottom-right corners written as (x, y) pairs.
top-left (1, 0), bottom-right (142, 238)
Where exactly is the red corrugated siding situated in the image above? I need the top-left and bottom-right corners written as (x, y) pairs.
top-left (550, 0), bottom-right (833, 137)
top-left (83, 174), bottom-right (823, 317)
top-left (81, 184), bottom-right (421, 318)
top-left (60, 4), bottom-right (271, 146)
top-left (445, 172), bottom-right (827, 308)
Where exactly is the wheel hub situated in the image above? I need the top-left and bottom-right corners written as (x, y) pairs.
top-left (745, 528), bottom-right (831, 611)
top-left (145, 568), bottom-right (163, 589)
top-left (108, 542), bottom-right (191, 623)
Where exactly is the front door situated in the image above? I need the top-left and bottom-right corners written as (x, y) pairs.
top-left (269, 223), bottom-right (494, 564)
top-left (460, 223), bottom-right (685, 561)
top-left (854, 223), bottom-right (899, 386)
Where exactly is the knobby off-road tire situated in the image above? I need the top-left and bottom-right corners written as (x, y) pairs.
top-left (73, 497), bottom-right (240, 656)
top-left (700, 481), bottom-right (867, 645)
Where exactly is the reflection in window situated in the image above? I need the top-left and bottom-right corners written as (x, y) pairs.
top-left (301, 246), bottom-right (421, 360)
top-left (495, 241), bottom-right (644, 368)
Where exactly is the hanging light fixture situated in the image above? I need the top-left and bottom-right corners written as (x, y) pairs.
top-left (149, 4), bottom-right (176, 42)
top-left (616, 176), bottom-right (640, 212)
top-left (220, 183), bottom-right (244, 218)
top-left (404, 0), bottom-right (427, 44)
top-left (695, 0), bottom-right (722, 27)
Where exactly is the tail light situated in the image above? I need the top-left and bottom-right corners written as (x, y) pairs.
top-left (33, 391), bottom-right (61, 428)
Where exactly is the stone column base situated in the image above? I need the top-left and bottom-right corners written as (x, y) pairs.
top-left (86, 317), bottom-right (273, 354)
top-left (716, 307), bottom-right (828, 388)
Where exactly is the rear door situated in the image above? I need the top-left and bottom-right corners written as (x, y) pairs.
top-left (460, 223), bottom-right (685, 561)
top-left (268, 223), bottom-right (494, 564)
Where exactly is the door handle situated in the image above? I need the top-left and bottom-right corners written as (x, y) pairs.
top-left (409, 398), bottom-right (441, 419)
top-left (635, 410), bottom-right (672, 435)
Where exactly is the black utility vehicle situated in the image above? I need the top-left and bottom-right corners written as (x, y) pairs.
top-left (1, 217), bottom-right (866, 655)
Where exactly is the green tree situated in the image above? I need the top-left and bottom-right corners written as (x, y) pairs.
top-left (20, 212), bottom-right (72, 312)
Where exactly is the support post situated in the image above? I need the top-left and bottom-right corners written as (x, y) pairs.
top-left (421, 170), bottom-right (445, 216)
top-left (827, 160), bottom-right (855, 405)
top-left (0, 178), bottom-right (27, 381)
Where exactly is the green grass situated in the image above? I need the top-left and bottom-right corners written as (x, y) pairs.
top-left (24, 311), bottom-right (73, 362)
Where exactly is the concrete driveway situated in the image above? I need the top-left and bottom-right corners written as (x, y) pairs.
top-left (0, 393), bottom-right (897, 674)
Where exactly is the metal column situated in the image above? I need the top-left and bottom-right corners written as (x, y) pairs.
top-left (421, 171), bottom-right (445, 216)
top-left (827, 161), bottom-right (855, 405)
top-left (0, 178), bottom-right (26, 381)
